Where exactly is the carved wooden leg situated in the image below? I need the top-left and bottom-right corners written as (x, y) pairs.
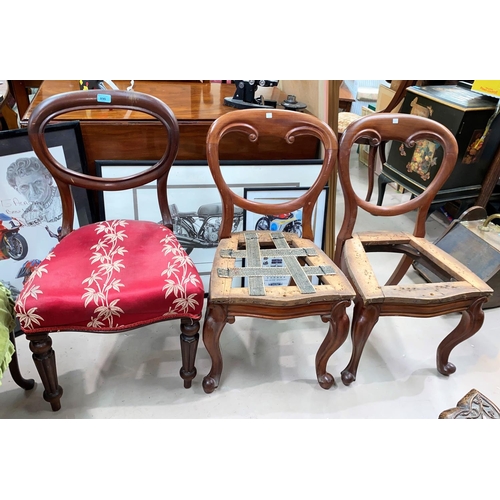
top-left (202, 303), bottom-right (229, 394)
top-left (8, 330), bottom-right (35, 390)
top-left (436, 298), bottom-right (487, 376)
top-left (28, 333), bottom-right (62, 411)
top-left (179, 318), bottom-right (200, 388)
top-left (341, 301), bottom-right (380, 386)
top-left (377, 172), bottom-right (391, 206)
top-left (315, 300), bottom-right (350, 389)
top-left (364, 145), bottom-right (377, 202)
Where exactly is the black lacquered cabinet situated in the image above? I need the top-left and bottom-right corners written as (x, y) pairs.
top-left (378, 84), bottom-right (500, 209)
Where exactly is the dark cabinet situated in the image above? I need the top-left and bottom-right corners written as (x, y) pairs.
top-left (378, 84), bottom-right (500, 208)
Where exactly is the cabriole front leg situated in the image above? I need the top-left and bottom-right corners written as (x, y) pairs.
top-left (315, 300), bottom-right (351, 389)
top-left (180, 318), bottom-right (200, 388)
top-left (28, 333), bottom-right (62, 411)
top-left (341, 301), bottom-right (380, 386)
top-left (436, 298), bottom-right (487, 376)
top-left (202, 303), bottom-right (229, 394)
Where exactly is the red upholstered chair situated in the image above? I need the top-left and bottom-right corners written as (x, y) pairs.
top-left (14, 90), bottom-right (204, 411)
top-left (334, 113), bottom-right (493, 386)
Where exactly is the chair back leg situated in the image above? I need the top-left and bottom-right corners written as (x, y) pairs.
top-left (8, 330), bottom-right (35, 390)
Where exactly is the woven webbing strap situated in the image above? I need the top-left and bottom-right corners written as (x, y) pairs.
top-left (217, 232), bottom-right (335, 296)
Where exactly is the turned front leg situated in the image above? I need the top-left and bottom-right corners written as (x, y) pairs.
top-left (180, 318), bottom-right (200, 388)
top-left (28, 333), bottom-right (63, 411)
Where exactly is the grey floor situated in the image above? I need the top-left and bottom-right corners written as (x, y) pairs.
top-left (2, 149), bottom-right (499, 419)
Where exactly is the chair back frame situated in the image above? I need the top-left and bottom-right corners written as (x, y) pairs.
top-left (206, 109), bottom-right (337, 241)
top-left (27, 90), bottom-right (180, 238)
top-left (335, 113), bottom-right (459, 264)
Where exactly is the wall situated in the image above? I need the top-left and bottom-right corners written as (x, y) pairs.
top-left (278, 80), bottom-right (327, 120)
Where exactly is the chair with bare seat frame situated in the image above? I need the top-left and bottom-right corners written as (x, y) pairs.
top-left (334, 112), bottom-right (493, 386)
top-left (201, 108), bottom-right (356, 393)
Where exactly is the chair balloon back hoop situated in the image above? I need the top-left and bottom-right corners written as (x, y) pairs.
top-left (202, 109), bottom-right (356, 393)
top-left (15, 90), bottom-right (204, 411)
top-left (334, 113), bottom-right (493, 386)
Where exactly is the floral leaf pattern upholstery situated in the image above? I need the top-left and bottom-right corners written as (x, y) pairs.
top-left (15, 219), bottom-right (204, 333)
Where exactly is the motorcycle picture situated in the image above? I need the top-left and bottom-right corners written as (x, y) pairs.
top-left (16, 259), bottom-right (42, 284)
top-left (169, 202), bottom-right (243, 255)
top-left (254, 211), bottom-right (303, 237)
top-left (0, 213), bottom-right (29, 261)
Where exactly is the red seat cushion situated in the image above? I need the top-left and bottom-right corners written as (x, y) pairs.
top-left (15, 220), bottom-right (204, 333)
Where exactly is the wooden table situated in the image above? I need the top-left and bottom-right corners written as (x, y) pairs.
top-left (21, 80), bottom-right (320, 169)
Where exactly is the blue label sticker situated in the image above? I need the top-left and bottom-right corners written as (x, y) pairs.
top-left (97, 94), bottom-right (112, 103)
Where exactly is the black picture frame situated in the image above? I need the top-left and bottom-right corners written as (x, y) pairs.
top-left (0, 121), bottom-right (92, 226)
top-left (0, 121), bottom-right (92, 334)
top-left (243, 186), bottom-right (329, 288)
top-left (241, 186), bottom-right (328, 287)
top-left (243, 186), bottom-right (329, 249)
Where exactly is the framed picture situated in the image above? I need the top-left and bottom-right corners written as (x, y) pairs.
top-left (243, 186), bottom-right (328, 287)
top-left (94, 159), bottom-right (324, 290)
top-left (0, 121), bottom-right (92, 317)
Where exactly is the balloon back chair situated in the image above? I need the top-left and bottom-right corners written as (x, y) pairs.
top-left (334, 113), bottom-right (493, 386)
top-left (202, 109), bottom-right (356, 393)
top-left (15, 90), bottom-right (204, 411)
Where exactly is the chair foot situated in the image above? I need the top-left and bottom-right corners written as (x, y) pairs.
top-left (317, 373), bottom-right (335, 390)
top-left (28, 333), bottom-right (63, 411)
top-left (438, 362), bottom-right (456, 376)
top-left (180, 368), bottom-right (197, 389)
top-left (202, 375), bottom-right (219, 394)
top-left (179, 319), bottom-right (200, 388)
top-left (44, 385), bottom-right (64, 411)
top-left (341, 370), bottom-right (356, 386)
